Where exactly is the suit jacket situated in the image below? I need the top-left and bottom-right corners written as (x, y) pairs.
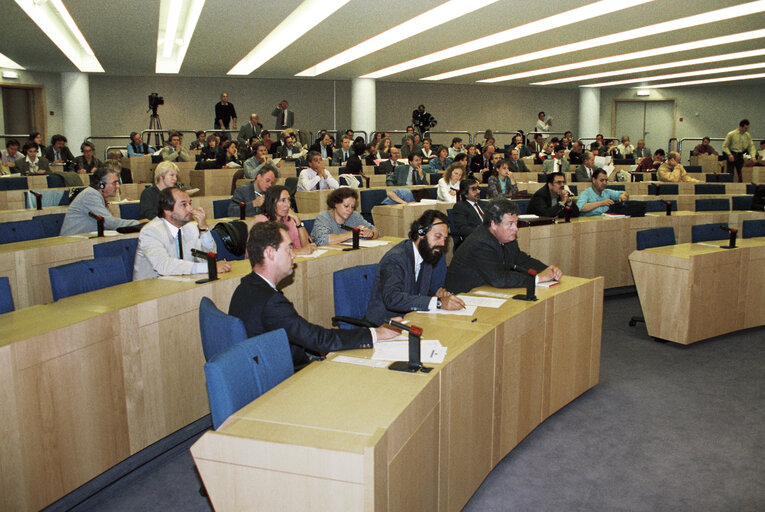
top-left (331, 148), bottom-right (355, 166)
top-left (469, 154), bottom-right (484, 174)
top-left (271, 107), bottom-right (295, 130)
top-left (278, 143), bottom-right (302, 159)
top-left (451, 199), bottom-right (483, 238)
top-left (16, 156), bottom-right (51, 175)
top-left (229, 272), bottom-right (372, 367)
top-left (574, 164), bottom-right (594, 183)
top-left (507, 158), bottom-right (530, 174)
top-left (308, 142), bottom-right (334, 159)
top-left (376, 159), bottom-right (399, 176)
top-left (445, 224), bottom-right (548, 294)
top-left (526, 184), bottom-right (579, 218)
top-left (542, 158), bottom-right (570, 174)
top-left (160, 146), bottom-right (193, 162)
top-left (60, 186), bottom-right (139, 236)
top-left (133, 216), bottom-right (216, 280)
top-left (386, 165), bottom-right (427, 186)
top-left (237, 122), bottom-right (261, 144)
top-left (568, 151), bottom-right (583, 166)
top-left (44, 145), bottom-right (75, 163)
top-left (229, 182), bottom-right (263, 217)
top-left (365, 239), bottom-right (438, 325)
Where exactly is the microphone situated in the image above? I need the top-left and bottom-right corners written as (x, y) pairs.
top-left (719, 225), bottom-right (738, 249)
top-left (512, 264), bottom-right (538, 276)
top-left (190, 249), bottom-right (219, 283)
top-left (385, 319), bottom-right (423, 337)
top-left (89, 211), bottom-right (105, 237)
top-left (230, 200), bottom-right (246, 220)
top-left (32, 191), bottom-right (43, 210)
top-left (88, 212), bottom-right (104, 222)
top-left (386, 319), bottom-right (429, 374)
top-left (512, 264), bottom-right (538, 302)
top-left (719, 225), bottom-right (737, 234)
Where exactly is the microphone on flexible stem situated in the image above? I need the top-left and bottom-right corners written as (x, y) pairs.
top-left (719, 225), bottom-right (738, 249)
top-left (665, 200), bottom-right (673, 216)
top-left (88, 211), bottom-right (105, 237)
top-left (512, 264), bottom-right (538, 302)
top-left (190, 248), bottom-right (219, 283)
top-left (237, 201), bottom-right (246, 220)
top-left (32, 191), bottom-right (43, 210)
top-left (564, 205), bottom-right (572, 223)
top-left (386, 319), bottom-right (431, 374)
top-left (654, 183), bottom-right (661, 196)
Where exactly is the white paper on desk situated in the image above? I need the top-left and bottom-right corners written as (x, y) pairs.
top-left (296, 249), bottom-right (328, 258)
top-left (537, 280), bottom-right (560, 288)
top-left (518, 214), bottom-right (539, 219)
top-left (471, 290), bottom-right (514, 299)
top-left (114, 199), bottom-right (139, 204)
top-left (418, 198), bottom-right (438, 205)
top-left (372, 339), bottom-right (447, 364)
top-left (158, 276), bottom-right (199, 282)
top-left (87, 230), bottom-right (120, 237)
top-left (696, 242), bottom-right (721, 247)
top-left (340, 239), bottom-right (390, 247)
top-left (458, 295), bottom-right (506, 308)
top-left (423, 305), bottom-right (477, 316)
top-left (331, 355), bottom-right (389, 368)
top-left (603, 213), bottom-right (627, 218)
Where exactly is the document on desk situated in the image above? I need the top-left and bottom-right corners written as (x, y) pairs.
top-left (159, 276), bottom-right (201, 282)
top-left (372, 336), bottom-right (447, 364)
top-left (457, 295), bottom-right (506, 308)
top-left (70, 230), bottom-right (121, 238)
top-left (296, 249), bottom-right (328, 259)
top-left (471, 290), bottom-right (514, 299)
top-left (423, 305), bottom-right (477, 316)
top-left (331, 355), bottom-right (390, 368)
top-left (340, 239), bottom-right (391, 247)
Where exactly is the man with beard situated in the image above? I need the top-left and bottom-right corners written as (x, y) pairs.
top-left (446, 199), bottom-right (562, 294)
top-left (365, 210), bottom-right (465, 325)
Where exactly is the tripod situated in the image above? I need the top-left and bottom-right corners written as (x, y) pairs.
top-left (148, 107), bottom-right (164, 148)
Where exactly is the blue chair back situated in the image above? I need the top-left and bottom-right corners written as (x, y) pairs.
top-left (568, 185), bottom-right (578, 195)
top-left (695, 183), bottom-right (725, 195)
top-left (715, 173), bottom-right (733, 182)
top-left (742, 219), bottom-right (765, 239)
top-left (46, 174), bottom-right (66, 188)
top-left (647, 184), bottom-right (678, 195)
top-left (0, 277), bottom-right (13, 314)
top-left (0, 177), bottom-right (28, 190)
top-left (93, 238), bottom-right (139, 280)
top-left (303, 218), bottom-right (314, 234)
top-left (513, 199), bottom-right (529, 214)
top-left (695, 198), bottom-right (729, 212)
top-left (118, 203), bottom-right (141, 220)
top-left (32, 213), bottom-right (66, 238)
top-left (430, 256), bottom-right (447, 294)
top-left (685, 165), bottom-right (702, 173)
top-left (606, 184), bottom-right (625, 191)
top-left (204, 329), bottom-right (293, 429)
top-left (429, 173), bottom-right (440, 185)
top-left (48, 256), bottom-right (129, 301)
top-left (636, 228), bottom-right (676, 250)
top-left (643, 200), bottom-right (677, 213)
top-left (731, 196), bottom-right (753, 211)
top-left (692, 223), bottom-right (729, 243)
top-left (746, 184), bottom-right (757, 195)
top-left (0, 220), bottom-right (47, 244)
top-left (198, 296), bottom-right (248, 361)
top-left (212, 199), bottom-right (230, 219)
top-left (332, 264), bottom-right (378, 328)
top-left (210, 228), bottom-right (246, 261)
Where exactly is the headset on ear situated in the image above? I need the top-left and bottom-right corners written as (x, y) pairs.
top-left (98, 181), bottom-right (106, 189)
top-left (416, 223), bottom-right (430, 237)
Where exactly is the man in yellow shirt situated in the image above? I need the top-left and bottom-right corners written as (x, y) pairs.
top-left (657, 151), bottom-right (700, 183)
top-left (722, 119), bottom-right (756, 182)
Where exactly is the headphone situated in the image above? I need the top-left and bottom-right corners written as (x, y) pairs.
top-left (417, 221), bottom-right (446, 237)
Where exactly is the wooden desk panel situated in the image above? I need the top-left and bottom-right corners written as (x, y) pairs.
top-left (742, 166), bottom-right (765, 183)
top-left (189, 168), bottom-right (241, 196)
top-left (0, 206), bottom-right (68, 223)
top-left (372, 202), bottom-right (451, 239)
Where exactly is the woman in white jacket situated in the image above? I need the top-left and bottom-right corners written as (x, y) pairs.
top-left (437, 163), bottom-right (463, 203)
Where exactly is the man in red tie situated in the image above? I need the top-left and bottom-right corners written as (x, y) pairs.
top-left (271, 100), bottom-right (295, 130)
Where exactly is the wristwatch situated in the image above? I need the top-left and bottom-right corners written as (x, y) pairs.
top-left (198, 226), bottom-right (209, 232)
top-left (436, 298), bottom-right (442, 309)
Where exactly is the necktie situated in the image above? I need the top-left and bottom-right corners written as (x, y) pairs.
top-left (344, 152), bottom-right (348, 162)
top-left (411, 168), bottom-right (416, 185)
top-left (56, 151), bottom-right (61, 161)
top-left (283, 110), bottom-right (287, 125)
top-left (177, 229), bottom-right (184, 259)
top-left (475, 202), bottom-right (484, 220)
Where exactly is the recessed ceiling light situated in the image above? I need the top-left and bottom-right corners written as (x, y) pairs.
top-left (532, 47), bottom-right (765, 86)
top-left (297, 0), bottom-right (499, 77)
top-left (438, 0), bottom-right (765, 82)
top-left (0, 53), bottom-right (24, 70)
top-left (229, 0), bottom-right (352, 76)
top-left (360, 0), bottom-right (655, 80)
top-left (14, 0), bottom-right (103, 73)
top-left (582, 62), bottom-right (765, 87)
top-left (156, 0), bottom-right (205, 74)
top-left (635, 71), bottom-right (765, 88)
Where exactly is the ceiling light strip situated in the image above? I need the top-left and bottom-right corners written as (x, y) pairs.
top-left (156, 0), bottom-right (205, 74)
top-left (582, 62), bottom-right (765, 87)
top-left (0, 53), bottom-right (24, 70)
top-left (430, 0), bottom-right (765, 82)
top-left (636, 71), bottom-right (765, 88)
top-left (481, 27), bottom-right (765, 84)
top-left (532, 47), bottom-right (765, 85)
top-left (297, 0), bottom-right (499, 77)
top-left (360, 0), bottom-right (655, 80)
top-left (229, 0), bottom-right (352, 76)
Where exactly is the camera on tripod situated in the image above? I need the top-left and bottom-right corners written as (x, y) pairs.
top-left (148, 93), bottom-right (164, 113)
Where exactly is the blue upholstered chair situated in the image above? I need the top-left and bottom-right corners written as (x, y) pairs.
top-left (359, 189), bottom-right (388, 224)
top-left (742, 219), bottom-right (765, 239)
top-left (212, 199), bottom-right (230, 219)
top-left (198, 296), bottom-right (248, 361)
top-left (0, 177), bottom-right (28, 190)
top-left (731, 196), bottom-right (754, 211)
top-left (647, 184), bottom-right (678, 195)
top-left (48, 256), bottom-right (130, 301)
top-left (606, 184), bottom-right (625, 191)
top-left (93, 238), bottom-right (139, 280)
top-left (204, 329), bottom-right (293, 429)
top-left (0, 277), bottom-right (14, 314)
top-left (630, 228), bottom-right (677, 328)
top-left (514, 199), bottom-right (529, 214)
top-left (119, 203), bottom-right (141, 220)
top-left (695, 198), bottom-right (729, 212)
top-left (642, 200), bottom-right (677, 213)
top-left (332, 264), bottom-right (378, 329)
top-left (568, 185), bottom-right (578, 195)
top-left (691, 223), bottom-right (729, 243)
top-left (0, 220), bottom-right (47, 244)
top-left (210, 228), bottom-right (245, 261)
top-left (695, 183), bottom-right (725, 195)
top-left (46, 173), bottom-right (66, 188)
top-left (32, 213), bottom-right (66, 238)
top-left (303, 218), bottom-right (314, 234)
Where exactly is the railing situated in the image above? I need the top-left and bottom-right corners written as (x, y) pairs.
top-left (311, 129), bottom-right (369, 145)
top-left (85, 135), bottom-right (131, 159)
top-left (527, 130), bottom-right (568, 142)
top-left (141, 128), bottom-right (198, 148)
top-left (668, 137), bottom-right (678, 153)
top-left (0, 133), bottom-right (31, 143)
top-left (578, 136), bottom-right (618, 148)
top-left (473, 130), bottom-right (526, 148)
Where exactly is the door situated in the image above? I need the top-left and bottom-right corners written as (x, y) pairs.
top-left (614, 100), bottom-right (675, 154)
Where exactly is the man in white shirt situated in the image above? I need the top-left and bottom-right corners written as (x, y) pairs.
top-left (297, 151), bottom-right (340, 191)
top-left (133, 187), bottom-right (231, 280)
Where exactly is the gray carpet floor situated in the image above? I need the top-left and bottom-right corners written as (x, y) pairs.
top-left (69, 293), bottom-right (765, 512)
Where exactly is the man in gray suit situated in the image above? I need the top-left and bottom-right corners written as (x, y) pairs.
top-left (237, 113), bottom-right (261, 144)
top-left (271, 100), bottom-right (295, 130)
top-left (331, 135), bottom-right (355, 166)
top-left (507, 148), bottom-right (530, 173)
top-left (574, 151), bottom-right (596, 182)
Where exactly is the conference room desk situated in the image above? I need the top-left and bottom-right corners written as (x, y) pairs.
top-left (628, 194), bottom-right (740, 211)
top-left (629, 238), bottom-right (765, 345)
top-left (0, 205), bottom-right (68, 223)
top-left (128, 158), bottom-right (197, 186)
top-left (0, 236), bottom-right (402, 511)
top-left (191, 275), bottom-right (604, 512)
top-left (0, 186), bottom-right (67, 211)
top-left (295, 185), bottom-right (433, 214)
top-left (189, 168), bottom-right (242, 196)
top-left (372, 201), bottom-right (452, 239)
top-left (742, 166), bottom-right (765, 183)
top-left (118, 182), bottom-right (151, 200)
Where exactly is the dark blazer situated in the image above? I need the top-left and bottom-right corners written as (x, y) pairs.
top-left (451, 200), bottom-right (483, 238)
top-left (139, 184), bottom-right (160, 220)
top-left (331, 148), bottom-right (355, 166)
top-left (44, 145), bottom-right (75, 163)
top-left (229, 182), bottom-right (263, 217)
top-left (445, 224), bottom-right (548, 294)
top-left (469, 154), bottom-right (485, 174)
top-left (365, 240), bottom-right (438, 325)
top-left (344, 154), bottom-right (363, 174)
top-left (386, 165), bottom-right (427, 186)
top-left (271, 107), bottom-right (295, 130)
top-left (526, 184), bottom-right (579, 218)
top-left (308, 142), bottom-right (334, 159)
top-left (568, 151), bottom-right (583, 166)
top-left (229, 272), bottom-right (372, 367)
top-left (507, 158), bottom-right (530, 174)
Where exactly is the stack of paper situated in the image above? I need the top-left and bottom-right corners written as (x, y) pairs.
top-left (372, 336), bottom-right (447, 364)
top-left (340, 239), bottom-right (390, 247)
top-left (458, 295), bottom-right (506, 308)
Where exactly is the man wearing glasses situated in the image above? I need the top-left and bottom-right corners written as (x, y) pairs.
top-left (527, 172), bottom-right (579, 218)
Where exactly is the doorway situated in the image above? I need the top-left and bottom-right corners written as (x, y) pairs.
top-left (2, 85), bottom-right (46, 139)
top-left (613, 100), bottom-right (675, 154)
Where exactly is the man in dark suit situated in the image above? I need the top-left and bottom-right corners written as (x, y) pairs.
top-left (451, 177), bottom-right (484, 240)
top-left (366, 210), bottom-right (464, 325)
top-left (527, 172), bottom-right (579, 218)
top-left (386, 152), bottom-right (428, 186)
top-left (271, 100), bottom-right (295, 130)
top-left (507, 148), bottom-right (530, 173)
top-left (237, 113), bottom-right (261, 144)
top-left (44, 134), bottom-right (75, 164)
top-left (568, 141), bottom-right (584, 166)
top-left (574, 151), bottom-right (596, 182)
top-left (445, 199), bottom-right (562, 294)
top-left (308, 132), bottom-right (334, 159)
top-left (229, 222), bottom-right (397, 368)
top-left (331, 135), bottom-right (355, 166)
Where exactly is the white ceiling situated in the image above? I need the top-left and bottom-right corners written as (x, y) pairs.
top-left (3, 0), bottom-right (765, 89)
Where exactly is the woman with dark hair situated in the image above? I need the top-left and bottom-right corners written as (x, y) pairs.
top-left (28, 132), bottom-right (46, 155)
top-left (376, 137), bottom-right (392, 160)
top-left (254, 185), bottom-right (315, 254)
top-left (310, 187), bottom-right (378, 246)
top-left (427, 145), bottom-right (452, 174)
top-left (487, 159), bottom-right (519, 198)
top-left (216, 140), bottom-right (243, 167)
top-left (201, 134), bottom-right (219, 161)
